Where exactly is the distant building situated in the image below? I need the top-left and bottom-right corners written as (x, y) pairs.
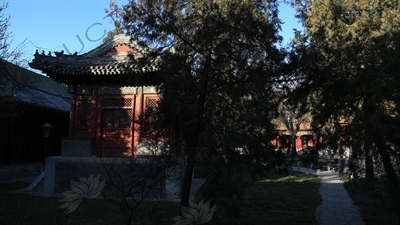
top-left (271, 121), bottom-right (316, 151)
top-left (0, 60), bottom-right (70, 163)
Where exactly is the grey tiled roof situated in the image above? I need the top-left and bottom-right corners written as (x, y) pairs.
top-left (29, 34), bottom-right (159, 76)
top-left (1, 60), bottom-right (70, 113)
top-left (13, 85), bottom-right (70, 112)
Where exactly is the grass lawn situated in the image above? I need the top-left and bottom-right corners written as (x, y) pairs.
top-left (242, 172), bottom-right (321, 225)
top-left (343, 178), bottom-right (399, 225)
top-left (0, 171), bottom-right (321, 225)
top-left (205, 171), bottom-right (321, 225)
top-left (0, 182), bottom-right (179, 225)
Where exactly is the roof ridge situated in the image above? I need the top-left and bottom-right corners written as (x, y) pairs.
top-left (82, 34), bottom-right (141, 57)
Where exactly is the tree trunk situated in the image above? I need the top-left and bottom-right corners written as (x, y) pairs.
top-left (363, 135), bottom-right (374, 189)
top-left (180, 57), bottom-right (210, 207)
top-left (351, 137), bottom-right (361, 179)
top-left (370, 110), bottom-right (400, 223)
top-left (181, 75), bottom-right (207, 207)
top-left (180, 152), bottom-right (196, 207)
top-left (291, 134), bottom-right (297, 156)
top-left (375, 134), bottom-right (400, 224)
top-left (180, 122), bottom-right (201, 207)
top-left (363, 100), bottom-right (375, 187)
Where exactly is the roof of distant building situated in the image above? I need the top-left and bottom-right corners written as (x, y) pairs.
top-left (273, 120), bottom-right (313, 136)
top-left (1, 60), bottom-right (70, 113)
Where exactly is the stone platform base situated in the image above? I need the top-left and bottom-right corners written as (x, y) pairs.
top-left (43, 156), bottom-right (181, 202)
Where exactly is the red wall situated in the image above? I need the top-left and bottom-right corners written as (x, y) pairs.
top-left (68, 93), bottom-right (160, 157)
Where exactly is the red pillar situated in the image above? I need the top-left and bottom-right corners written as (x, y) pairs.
top-left (295, 136), bottom-right (302, 151)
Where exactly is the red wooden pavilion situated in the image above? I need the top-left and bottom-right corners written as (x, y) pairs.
top-left (30, 34), bottom-right (160, 157)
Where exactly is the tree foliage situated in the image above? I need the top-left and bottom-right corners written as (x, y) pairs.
top-left (0, 3), bottom-right (25, 64)
top-left (291, 0), bottom-right (400, 221)
top-left (108, 0), bottom-right (287, 219)
top-left (102, 25), bottom-right (123, 43)
top-left (292, 0), bottom-right (400, 136)
top-left (0, 2), bottom-right (29, 121)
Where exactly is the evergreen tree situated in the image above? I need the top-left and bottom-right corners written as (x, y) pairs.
top-left (292, 0), bottom-right (400, 221)
top-left (102, 24), bottom-right (123, 43)
top-left (108, 0), bottom-right (286, 218)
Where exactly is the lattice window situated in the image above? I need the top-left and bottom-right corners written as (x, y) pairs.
top-left (118, 110), bottom-right (133, 128)
top-left (101, 110), bottom-right (116, 128)
top-left (101, 97), bottom-right (133, 129)
top-left (102, 98), bottom-right (132, 108)
top-left (101, 109), bottom-right (132, 128)
top-left (78, 99), bottom-right (88, 128)
top-left (147, 99), bottom-right (158, 124)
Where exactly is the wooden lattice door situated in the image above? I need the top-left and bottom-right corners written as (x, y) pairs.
top-left (100, 98), bottom-right (133, 157)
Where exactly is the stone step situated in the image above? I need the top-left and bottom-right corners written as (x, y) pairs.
top-left (25, 171), bottom-right (44, 192)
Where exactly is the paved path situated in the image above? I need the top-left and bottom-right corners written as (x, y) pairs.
top-left (316, 170), bottom-right (365, 225)
top-left (295, 167), bottom-right (365, 225)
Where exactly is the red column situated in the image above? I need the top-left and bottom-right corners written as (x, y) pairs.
top-left (132, 94), bottom-right (141, 155)
top-left (295, 136), bottom-right (302, 151)
top-left (68, 95), bottom-right (77, 136)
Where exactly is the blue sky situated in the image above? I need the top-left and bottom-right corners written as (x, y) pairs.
top-left (7, 0), bottom-right (301, 64)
